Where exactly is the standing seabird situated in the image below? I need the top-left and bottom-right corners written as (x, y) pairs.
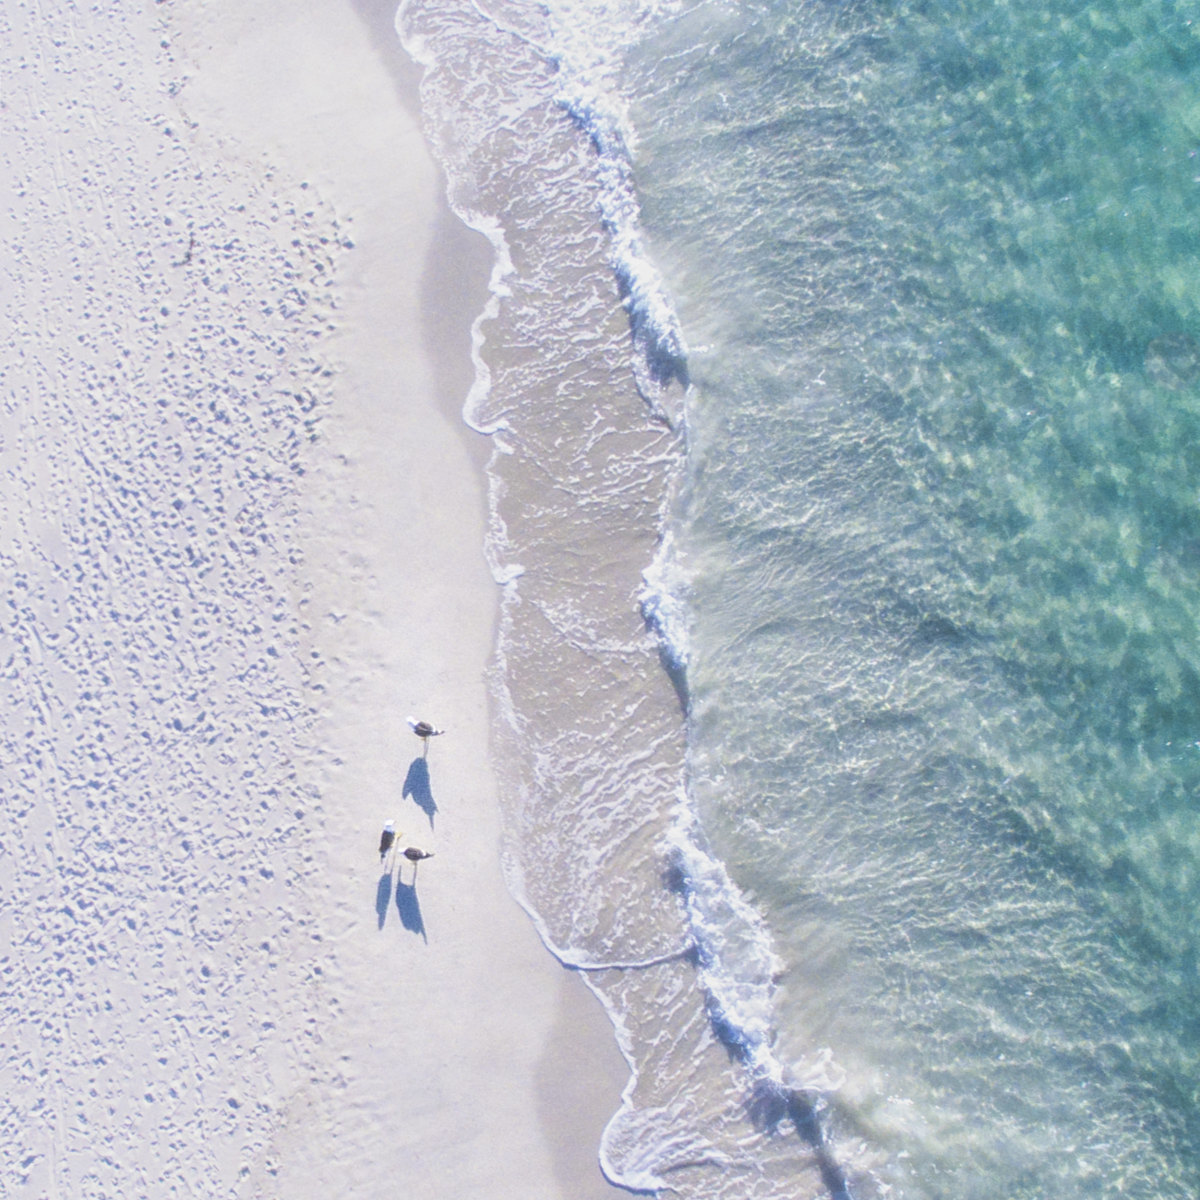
top-left (401, 845), bottom-right (434, 882)
top-left (407, 716), bottom-right (444, 738)
top-left (407, 716), bottom-right (444, 754)
top-left (379, 820), bottom-right (397, 861)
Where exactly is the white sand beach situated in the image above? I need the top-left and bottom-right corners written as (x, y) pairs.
top-left (0, 1), bottom-right (627, 1196)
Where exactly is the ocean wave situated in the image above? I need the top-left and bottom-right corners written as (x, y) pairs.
top-left (556, 88), bottom-right (690, 425)
top-left (400, 0), bottom-right (689, 424)
top-left (665, 812), bottom-right (784, 1078)
top-left (640, 527), bottom-right (690, 706)
top-left (664, 814), bottom-right (854, 1200)
top-left (644, 524), bottom-right (856, 1193)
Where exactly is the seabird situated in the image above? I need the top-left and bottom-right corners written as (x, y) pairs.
top-left (401, 845), bottom-right (434, 881)
top-left (379, 820), bottom-right (397, 860)
top-left (407, 716), bottom-right (444, 740)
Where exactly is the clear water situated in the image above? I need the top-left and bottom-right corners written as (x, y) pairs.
top-left (401, 0), bottom-right (1200, 1195)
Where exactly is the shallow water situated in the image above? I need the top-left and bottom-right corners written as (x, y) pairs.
top-left (402, 0), bottom-right (1200, 1195)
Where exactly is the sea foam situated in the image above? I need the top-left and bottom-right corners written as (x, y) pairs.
top-left (556, 89), bottom-right (690, 424)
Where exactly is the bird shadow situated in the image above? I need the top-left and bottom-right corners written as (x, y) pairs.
top-left (395, 880), bottom-right (427, 942)
top-left (375, 870), bottom-right (393, 930)
top-left (403, 756), bottom-right (437, 827)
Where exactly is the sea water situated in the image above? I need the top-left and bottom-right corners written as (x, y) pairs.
top-left (399, 0), bottom-right (1200, 1197)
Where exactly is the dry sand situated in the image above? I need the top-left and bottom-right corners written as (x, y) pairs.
top-left (0, 0), bottom-right (628, 1196)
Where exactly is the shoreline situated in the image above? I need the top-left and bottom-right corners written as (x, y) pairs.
top-left (167, 1), bottom-right (632, 1195)
top-left (380, 5), bottom-right (842, 1196)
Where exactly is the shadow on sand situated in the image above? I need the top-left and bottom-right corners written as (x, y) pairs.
top-left (395, 880), bottom-right (426, 942)
top-left (403, 756), bottom-right (437, 826)
top-left (375, 871), bottom-right (393, 929)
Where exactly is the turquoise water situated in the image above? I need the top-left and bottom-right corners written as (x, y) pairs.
top-left (627, 0), bottom-right (1200, 1195)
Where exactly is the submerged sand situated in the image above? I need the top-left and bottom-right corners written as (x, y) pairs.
top-left (0, 1), bottom-right (626, 1195)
